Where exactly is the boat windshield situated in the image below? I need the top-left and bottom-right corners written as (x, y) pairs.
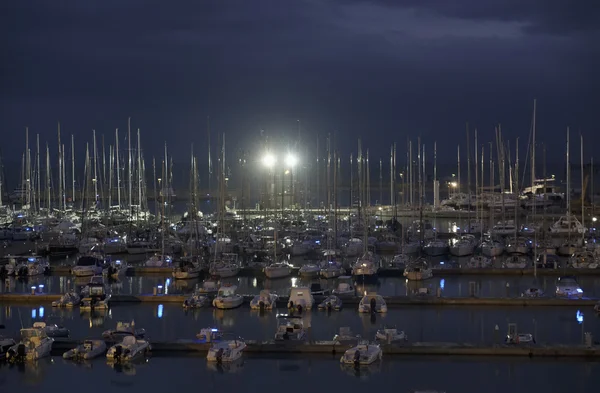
top-left (77, 256), bottom-right (100, 266)
top-left (21, 328), bottom-right (44, 339)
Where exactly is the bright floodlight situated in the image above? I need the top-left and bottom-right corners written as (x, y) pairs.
top-left (285, 153), bottom-right (298, 167)
top-left (262, 153), bottom-right (276, 168)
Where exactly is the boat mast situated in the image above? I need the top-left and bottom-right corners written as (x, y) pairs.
top-left (71, 135), bottom-right (76, 205)
top-left (138, 128), bottom-right (142, 218)
top-left (57, 123), bottom-right (62, 214)
top-left (93, 130), bottom-right (98, 207)
top-left (581, 133), bottom-right (584, 244)
top-left (109, 146), bottom-right (113, 208)
top-left (566, 127), bottom-right (571, 245)
top-left (531, 100), bottom-right (537, 275)
top-left (116, 129), bottom-right (121, 208)
top-left (466, 122), bottom-right (471, 229)
top-left (474, 129), bottom-right (478, 232)
top-left (128, 117), bottom-right (132, 218)
top-left (46, 143), bottom-right (51, 211)
top-left (36, 134), bottom-right (40, 213)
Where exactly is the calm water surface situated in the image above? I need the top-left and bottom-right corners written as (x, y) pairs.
top-left (1, 356), bottom-right (598, 393)
top-left (1, 303), bottom-right (597, 344)
top-left (4, 274), bottom-right (600, 298)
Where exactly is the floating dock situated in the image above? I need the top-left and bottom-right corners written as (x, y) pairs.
top-left (46, 266), bottom-right (600, 276)
top-left (0, 293), bottom-right (597, 307)
top-left (49, 338), bottom-right (600, 358)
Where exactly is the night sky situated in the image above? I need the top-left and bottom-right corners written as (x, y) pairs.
top-left (1, 0), bottom-right (598, 168)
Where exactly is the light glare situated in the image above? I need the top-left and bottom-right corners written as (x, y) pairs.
top-left (262, 153), bottom-right (276, 168)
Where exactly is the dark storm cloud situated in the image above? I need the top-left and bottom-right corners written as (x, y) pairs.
top-left (340, 0), bottom-right (600, 35)
top-left (0, 0), bottom-right (596, 167)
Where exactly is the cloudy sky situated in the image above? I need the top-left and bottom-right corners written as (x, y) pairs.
top-left (1, 0), bottom-right (597, 169)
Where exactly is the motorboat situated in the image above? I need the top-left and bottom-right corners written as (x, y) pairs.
top-left (172, 260), bottom-right (202, 279)
top-left (209, 254), bottom-right (240, 278)
top-left (264, 262), bottom-right (293, 279)
top-left (212, 285), bottom-right (244, 309)
top-left (15, 256), bottom-right (49, 277)
top-left (404, 258), bottom-right (433, 281)
top-left (332, 276), bottom-right (355, 296)
top-left (570, 251), bottom-right (599, 269)
top-left (549, 215), bottom-right (586, 235)
top-left (401, 240), bottom-right (421, 254)
top-left (106, 335), bottom-right (151, 362)
top-left (6, 326), bottom-right (53, 362)
top-left (342, 238), bottom-right (363, 257)
top-left (63, 340), bottom-right (107, 360)
top-left (145, 254), bottom-right (173, 267)
top-left (320, 260), bottom-right (345, 279)
top-left (423, 239), bottom-right (448, 257)
top-left (298, 263), bottom-right (320, 278)
top-left (390, 254), bottom-right (410, 270)
top-left (558, 241), bottom-right (580, 257)
top-left (448, 237), bottom-right (475, 257)
top-left (340, 342), bottom-right (382, 365)
top-left (0, 336), bottom-right (17, 358)
top-left (209, 261), bottom-right (240, 278)
top-left (52, 291), bottom-right (81, 307)
top-left (206, 339), bottom-right (246, 363)
top-left (505, 237), bottom-right (531, 255)
top-left (555, 276), bottom-right (584, 298)
top-left (104, 259), bottom-right (128, 279)
top-left (503, 255), bottom-right (528, 269)
top-left (480, 239), bottom-right (504, 257)
top-left (358, 292), bottom-right (387, 313)
top-left (522, 287), bottom-right (544, 298)
top-left (102, 321), bottom-right (146, 340)
top-left (317, 295), bottom-right (342, 311)
top-left (287, 287), bottom-right (314, 312)
top-left (249, 289), bottom-right (277, 310)
top-left (274, 315), bottom-right (306, 341)
top-left (375, 326), bottom-right (408, 342)
top-left (198, 279), bottom-right (220, 295)
top-left (34, 321), bottom-right (69, 338)
top-left (505, 333), bottom-right (535, 344)
top-left (80, 275), bottom-right (110, 311)
top-left (466, 256), bottom-right (493, 268)
top-left (197, 328), bottom-right (223, 342)
top-left (351, 252), bottom-right (379, 278)
top-left (490, 221), bottom-right (518, 236)
top-left (72, 255), bottom-right (105, 277)
top-left (183, 290), bottom-right (210, 309)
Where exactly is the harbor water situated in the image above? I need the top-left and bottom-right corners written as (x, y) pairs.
top-left (1, 356), bottom-right (598, 393)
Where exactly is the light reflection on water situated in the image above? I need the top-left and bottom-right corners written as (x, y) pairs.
top-left (4, 273), bottom-right (600, 298)
top-left (0, 303), bottom-right (598, 345)
top-left (0, 356), bottom-right (598, 393)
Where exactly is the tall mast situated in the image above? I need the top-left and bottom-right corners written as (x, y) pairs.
top-left (71, 135), bottom-right (75, 204)
top-left (109, 146), bottom-right (113, 208)
top-left (390, 145), bottom-right (394, 211)
top-left (93, 130), bottom-right (98, 206)
top-left (379, 158), bottom-right (383, 206)
top-left (457, 144), bottom-right (461, 195)
top-left (36, 134), bottom-right (40, 213)
top-left (581, 133), bottom-right (584, 243)
top-left (102, 134), bottom-right (106, 207)
top-left (138, 129), bottom-right (142, 214)
top-left (434, 141), bottom-right (438, 209)
top-left (207, 116), bottom-right (212, 195)
top-left (46, 143), bottom-right (51, 211)
top-left (474, 129), bottom-right (478, 226)
top-left (116, 129), bottom-right (121, 208)
top-left (466, 122), bottom-right (471, 206)
top-left (57, 123), bottom-right (62, 213)
top-left (128, 117), bottom-right (132, 217)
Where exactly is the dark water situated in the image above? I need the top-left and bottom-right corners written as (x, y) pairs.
top-left (4, 274), bottom-right (600, 298)
top-left (1, 356), bottom-right (598, 393)
top-left (1, 303), bottom-right (597, 344)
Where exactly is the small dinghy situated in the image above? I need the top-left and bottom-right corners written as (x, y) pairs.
top-left (102, 321), bottom-right (146, 340)
top-left (358, 292), bottom-right (387, 313)
top-left (63, 340), bottom-right (107, 360)
top-left (198, 279), bottom-right (220, 295)
top-left (375, 326), bottom-right (407, 342)
top-left (34, 322), bottom-right (69, 338)
top-left (333, 327), bottom-right (359, 344)
top-left (106, 335), bottom-right (151, 362)
top-left (274, 315), bottom-right (306, 341)
top-left (340, 341), bottom-right (382, 366)
top-left (505, 332), bottom-right (536, 345)
top-left (183, 290), bottom-right (209, 309)
top-left (52, 291), bottom-right (81, 307)
top-left (317, 295), bottom-right (342, 311)
top-left (250, 290), bottom-right (278, 310)
top-left (298, 264), bottom-right (320, 278)
top-left (206, 339), bottom-right (246, 363)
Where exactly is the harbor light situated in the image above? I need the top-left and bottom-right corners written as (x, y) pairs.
top-left (593, 217), bottom-right (597, 222)
top-left (449, 182), bottom-right (458, 188)
top-left (157, 304), bottom-right (164, 319)
top-left (262, 153), bottom-right (276, 168)
top-left (285, 153), bottom-right (298, 168)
